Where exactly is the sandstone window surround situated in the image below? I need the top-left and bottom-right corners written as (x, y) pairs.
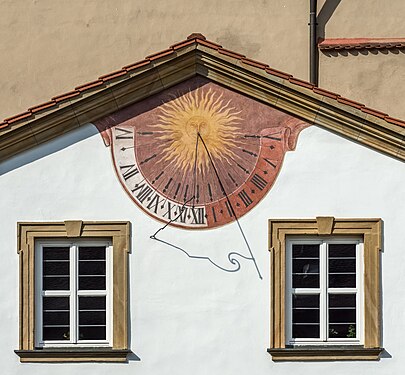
top-left (268, 217), bottom-right (383, 361)
top-left (15, 221), bottom-right (130, 363)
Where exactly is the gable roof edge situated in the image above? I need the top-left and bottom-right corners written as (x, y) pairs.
top-left (0, 34), bottom-right (404, 162)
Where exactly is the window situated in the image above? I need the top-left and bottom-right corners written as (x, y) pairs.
top-left (268, 217), bottom-right (383, 361)
top-left (286, 238), bottom-right (363, 345)
top-left (15, 221), bottom-right (130, 362)
top-left (35, 240), bottom-right (112, 347)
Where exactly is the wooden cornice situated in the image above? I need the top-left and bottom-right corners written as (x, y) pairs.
top-left (1, 41), bottom-right (404, 163)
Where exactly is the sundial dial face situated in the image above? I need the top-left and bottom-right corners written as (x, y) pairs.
top-left (95, 77), bottom-right (308, 229)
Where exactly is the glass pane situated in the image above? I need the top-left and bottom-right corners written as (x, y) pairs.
top-left (328, 244), bottom-right (356, 288)
top-left (79, 261), bottom-right (105, 275)
top-left (79, 246), bottom-right (106, 260)
top-left (78, 247), bottom-right (106, 290)
top-left (329, 324), bottom-right (356, 338)
top-left (43, 247), bottom-right (69, 260)
top-left (329, 244), bottom-right (356, 257)
top-left (292, 294), bottom-right (320, 338)
top-left (293, 324), bottom-right (320, 339)
top-left (43, 277), bottom-right (70, 290)
top-left (42, 296), bottom-right (70, 341)
top-left (79, 296), bottom-right (106, 310)
top-left (43, 327), bottom-right (70, 341)
top-left (42, 247), bottom-right (70, 291)
top-left (79, 326), bottom-right (106, 340)
top-left (328, 294), bottom-right (356, 339)
top-left (79, 276), bottom-right (106, 290)
top-left (78, 296), bottom-right (106, 341)
top-left (292, 244), bottom-right (319, 288)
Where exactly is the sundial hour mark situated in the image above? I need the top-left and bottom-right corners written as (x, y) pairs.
top-left (174, 183), bottom-right (181, 199)
top-left (263, 158), bottom-right (277, 169)
top-left (137, 131), bottom-right (154, 136)
top-left (163, 178), bottom-right (173, 193)
top-left (152, 171), bottom-right (164, 184)
top-left (228, 173), bottom-right (238, 187)
top-left (140, 154), bottom-right (157, 165)
top-left (208, 183), bottom-right (213, 201)
top-left (242, 149), bottom-right (258, 157)
top-left (183, 184), bottom-right (189, 202)
top-left (237, 163), bottom-right (250, 175)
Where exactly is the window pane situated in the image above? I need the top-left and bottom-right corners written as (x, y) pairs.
top-left (79, 261), bottom-right (105, 275)
top-left (328, 244), bottom-right (356, 288)
top-left (78, 247), bottom-right (106, 290)
top-left (292, 244), bottom-right (319, 288)
top-left (42, 247), bottom-right (70, 290)
top-left (42, 296), bottom-right (70, 341)
top-left (292, 294), bottom-right (320, 338)
top-left (328, 294), bottom-right (356, 338)
top-left (43, 247), bottom-right (70, 260)
top-left (329, 244), bottom-right (356, 257)
top-left (79, 296), bottom-right (106, 340)
top-left (79, 246), bottom-right (106, 260)
top-left (79, 276), bottom-right (106, 290)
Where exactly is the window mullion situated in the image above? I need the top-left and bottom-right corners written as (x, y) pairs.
top-left (70, 244), bottom-right (77, 344)
top-left (320, 241), bottom-right (328, 341)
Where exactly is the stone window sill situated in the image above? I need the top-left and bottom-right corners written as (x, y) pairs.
top-left (15, 348), bottom-right (131, 363)
top-left (268, 346), bottom-right (383, 361)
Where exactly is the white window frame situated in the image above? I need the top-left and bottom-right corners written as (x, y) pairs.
top-left (35, 239), bottom-right (113, 348)
top-left (286, 236), bottom-right (364, 346)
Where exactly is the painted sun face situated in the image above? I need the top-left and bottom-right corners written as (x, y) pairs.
top-left (154, 88), bottom-right (242, 174)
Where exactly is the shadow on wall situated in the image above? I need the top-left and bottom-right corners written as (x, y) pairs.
top-left (321, 48), bottom-right (405, 58)
top-left (0, 123), bottom-right (100, 176)
top-left (317, 0), bottom-right (342, 40)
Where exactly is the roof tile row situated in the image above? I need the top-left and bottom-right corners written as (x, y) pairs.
top-left (319, 38), bottom-right (405, 51)
top-left (2, 34), bottom-right (405, 129)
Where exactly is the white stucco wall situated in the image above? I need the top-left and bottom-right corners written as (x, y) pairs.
top-left (0, 123), bottom-right (404, 374)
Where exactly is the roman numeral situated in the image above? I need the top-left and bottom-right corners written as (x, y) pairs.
top-left (251, 174), bottom-right (267, 190)
top-left (263, 158), bottom-right (277, 168)
top-left (225, 201), bottom-right (233, 217)
top-left (119, 164), bottom-right (139, 180)
top-left (146, 193), bottom-right (163, 214)
top-left (191, 207), bottom-right (206, 224)
top-left (115, 127), bottom-right (133, 139)
top-left (132, 183), bottom-right (153, 203)
top-left (211, 207), bottom-right (217, 222)
top-left (238, 189), bottom-right (253, 207)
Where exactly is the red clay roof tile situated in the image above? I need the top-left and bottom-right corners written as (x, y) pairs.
top-left (337, 97), bottom-right (365, 109)
top-left (145, 48), bottom-right (175, 61)
top-left (122, 59), bottom-right (151, 71)
top-left (187, 33), bottom-right (206, 40)
top-left (75, 80), bottom-right (104, 92)
top-left (385, 116), bottom-right (405, 127)
top-left (241, 57), bottom-right (268, 69)
top-left (196, 39), bottom-right (222, 50)
top-left (99, 70), bottom-right (127, 82)
top-left (52, 90), bottom-right (81, 103)
top-left (218, 48), bottom-right (246, 59)
top-left (1, 33), bottom-right (404, 131)
top-left (170, 39), bottom-right (196, 50)
top-left (361, 107), bottom-right (388, 119)
top-left (28, 100), bottom-right (57, 113)
top-left (4, 111), bottom-right (32, 124)
top-left (289, 77), bottom-right (315, 89)
top-left (313, 87), bottom-right (340, 99)
top-left (265, 67), bottom-right (292, 80)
